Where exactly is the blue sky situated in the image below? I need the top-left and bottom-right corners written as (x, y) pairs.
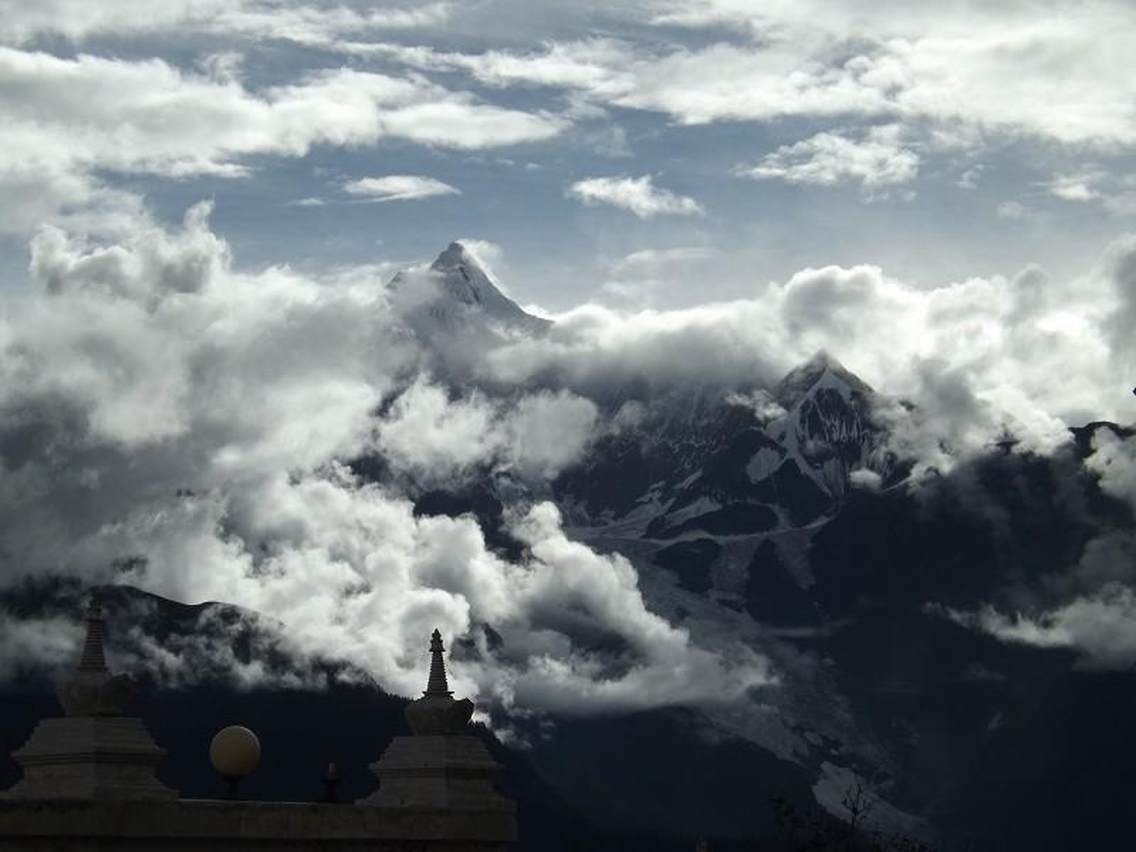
top-left (2, 0), bottom-right (1135, 310)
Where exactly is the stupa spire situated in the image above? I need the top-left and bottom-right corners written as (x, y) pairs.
top-left (424, 628), bottom-right (453, 697)
top-left (56, 594), bottom-right (130, 718)
top-left (365, 627), bottom-right (511, 827)
top-left (401, 628), bottom-right (473, 735)
top-left (77, 598), bottom-right (108, 673)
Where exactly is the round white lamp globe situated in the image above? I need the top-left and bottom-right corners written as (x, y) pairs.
top-left (209, 725), bottom-right (261, 780)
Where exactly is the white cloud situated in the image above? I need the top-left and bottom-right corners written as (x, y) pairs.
top-left (0, 616), bottom-right (83, 681)
top-left (848, 468), bottom-right (883, 490)
top-left (724, 389), bottom-right (786, 423)
top-left (610, 246), bottom-right (716, 276)
top-left (454, 238), bottom-right (504, 273)
top-left (1085, 428), bottom-right (1136, 511)
top-left (942, 587), bottom-right (1136, 670)
top-left (484, 239), bottom-right (1133, 471)
top-left (0, 205), bottom-right (764, 715)
top-left (0, 1), bottom-right (452, 45)
top-left (1046, 170), bottom-right (1104, 202)
top-left (21, 3), bottom-right (1132, 157)
top-left (956, 165), bottom-right (983, 190)
top-left (602, 247), bottom-right (717, 305)
top-left (1042, 170), bottom-right (1136, 216)
top-left (741, 125), bottom-right (919, 194)
top-left (0, 191), bottom-right (1131, 719)
top-left (0, 46), bottom-right (564, 234)
top-left (375, 378), bottom-right (598, 482)
top-left (996, 200), bottom-right (1030, 220)
top-left (345, 37), bottom-right (634, 92)
top-left (344, 175), bottom-right (460, 203)
top-left (202, 2), bottom-right (453, 46)
top-left (360, 3), bottom-right (1136, 148)
top-left (0, 0), bottom-right (226, 43)
top-left (506, 391), bottom-right (601, 479)
top-left (935, 427), bottom-right (1136, 669)
top-left (566, 175), bottom-right (703, 218)
top-left (451, 238), bottom-right (514, 297)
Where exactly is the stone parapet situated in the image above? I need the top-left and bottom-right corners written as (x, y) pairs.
top-left (0, 799), bottom-right (514, 851)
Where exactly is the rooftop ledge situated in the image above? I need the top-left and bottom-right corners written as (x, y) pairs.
top-left (0, 798), bottom-right (515, 842)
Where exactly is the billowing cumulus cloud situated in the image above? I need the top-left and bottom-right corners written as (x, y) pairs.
top-left (0, 204), bottom-right (761, 716)
top-left (344, 175), bottom-right (461, 203)
top-left (0, 0), bottom-right (1133, 738)
top-left (375, 379), bottom-right (598, 481)
top-left (1, 185), bottom-right (1134, 714)
top-left (566, 175), bottom-right (704, 218)
top-left (63, 464), bottom-right (765, 710)
top-left (483, 248), bottom-right (1133, 462)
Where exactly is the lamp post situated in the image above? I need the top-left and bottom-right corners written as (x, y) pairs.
top-left (209, 725), bottom-right (261, 801)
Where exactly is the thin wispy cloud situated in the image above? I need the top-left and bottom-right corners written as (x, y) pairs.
top-left (997, 200), bottom-right (1032, 220)
top-left (0, 1), bottom-right (453, 45)
top-left (349, 4), bottom-right (1136, 148)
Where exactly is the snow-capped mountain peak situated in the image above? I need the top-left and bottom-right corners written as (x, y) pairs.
top-left (764, 352), bottom-right (884, 499)
top-left (774, 350), bottom-right (873, 410)
top-left (389, 241), bottom-right (550, 337)
top-left (429, 241), bottom-right (507, 307)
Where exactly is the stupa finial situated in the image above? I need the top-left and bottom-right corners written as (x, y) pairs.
top-left (402, 628), bottom-right (473, 735)
top-left (55, 593), bottom-right (131, 717)
top-left (77, 597), bottom-right (108, 673)
top-left (424, 628), bottom-right (453, 697)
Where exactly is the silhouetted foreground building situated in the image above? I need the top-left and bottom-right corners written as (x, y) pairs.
top-left (0, 603), bottom-right (515, 851)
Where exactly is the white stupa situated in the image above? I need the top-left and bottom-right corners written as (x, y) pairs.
top-left (2, 598), bottom-right (176, 801)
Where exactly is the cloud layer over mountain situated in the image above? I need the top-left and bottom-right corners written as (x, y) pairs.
top-left (0, 0), bottom-right (1134, 720)
top-left (0, 193), bottom-right (1133, 701)
top-left (0, 206), bottom-right (771, 712)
